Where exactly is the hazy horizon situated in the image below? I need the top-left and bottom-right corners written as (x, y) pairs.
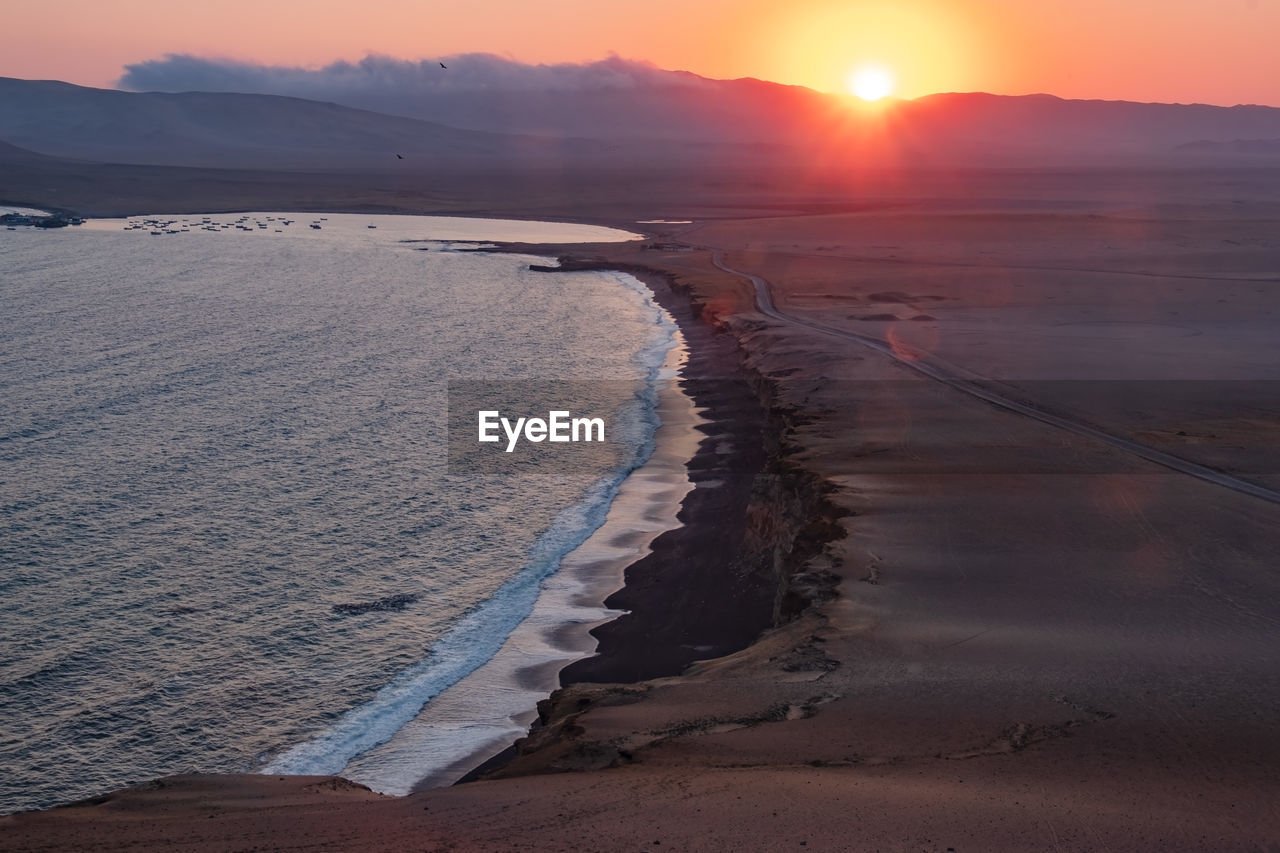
top-left (4, 0), bottom-right (1279, 108)
top-left (3, 53), bottom-right (1271, 111)
top-left (5, 56), bottom-right (1280, 112)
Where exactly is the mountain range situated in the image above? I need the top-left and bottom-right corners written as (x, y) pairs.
top-left (3, 68), bottom-right (1280, 174)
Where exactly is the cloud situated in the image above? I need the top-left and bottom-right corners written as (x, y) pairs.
top-left (113, 53), bottom-right (731, 141)
top-left (118, 53), bottom-right (707, 97)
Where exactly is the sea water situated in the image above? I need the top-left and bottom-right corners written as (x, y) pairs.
top-left (0, 213), bottom-right (677, 814)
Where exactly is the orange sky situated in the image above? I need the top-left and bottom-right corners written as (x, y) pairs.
top-left (4, 0), bottom-right (1279, 106)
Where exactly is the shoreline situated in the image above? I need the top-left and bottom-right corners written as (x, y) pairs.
top-left (5, 176), bottom-right (1280, 849)
top-left (0, 201), bottom-right (656, 241)
top-left (339, 274), bottom-right (707, 794)
top-left (0, 215), bottom-right (822, 812)
top-left (0, 211), bottom-right (844, 816)
top-left (456, 250), bottom-right (845, 782)
top-left (0, 217), bottom-right (717, 812)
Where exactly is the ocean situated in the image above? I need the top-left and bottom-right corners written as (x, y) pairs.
top-left (0, 213), bottom-right (685, 813)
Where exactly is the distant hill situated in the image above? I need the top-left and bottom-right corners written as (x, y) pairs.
top-left (0, 137), bottom-right (83, 165)
top-left (323, 85), bottom-right (1280, 161)
top-left (8, 72), bottom-right (1280, 171)
top-left (117, 54), bottom-right (1280, 159)
top-left (1176, 137), bottom-right (1280, 156)
top-left (0, 77), bottom-right (618, 170)
top-left (892, 93), bottom-right (1280, 161)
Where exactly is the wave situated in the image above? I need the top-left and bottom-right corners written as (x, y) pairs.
top-left (262, 270), bottom-right (676, 778)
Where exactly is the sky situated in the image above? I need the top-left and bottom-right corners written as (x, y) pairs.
top-left (4, 0), bottom-right (1279, 106)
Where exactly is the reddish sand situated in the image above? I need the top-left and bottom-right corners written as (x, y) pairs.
top-left (4, 168), bottom-right (1279, 850)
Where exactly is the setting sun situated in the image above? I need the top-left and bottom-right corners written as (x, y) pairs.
top-left (848, 65), bottom-right (895, 101)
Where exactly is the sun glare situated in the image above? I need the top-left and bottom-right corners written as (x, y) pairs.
top-left (848, 65), bottom-right (895, 101)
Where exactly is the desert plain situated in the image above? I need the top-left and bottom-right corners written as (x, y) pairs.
top-left (2, 163), bottom-right (1279, 850)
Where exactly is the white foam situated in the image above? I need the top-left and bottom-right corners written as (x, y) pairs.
top-left (263, 271), bottom-right (692, 785)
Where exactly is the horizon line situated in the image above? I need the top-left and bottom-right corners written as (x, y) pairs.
top-left (4, 71), bottom-right (1278, 112)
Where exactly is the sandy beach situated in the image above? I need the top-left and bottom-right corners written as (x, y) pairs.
top-left (3, 167), bottom-right (1279, 850)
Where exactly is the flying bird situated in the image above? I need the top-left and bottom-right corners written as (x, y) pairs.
top-left (396, 154), bottom-right (403, 159)
top-left (439, 62), bottom-right (447, 69)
